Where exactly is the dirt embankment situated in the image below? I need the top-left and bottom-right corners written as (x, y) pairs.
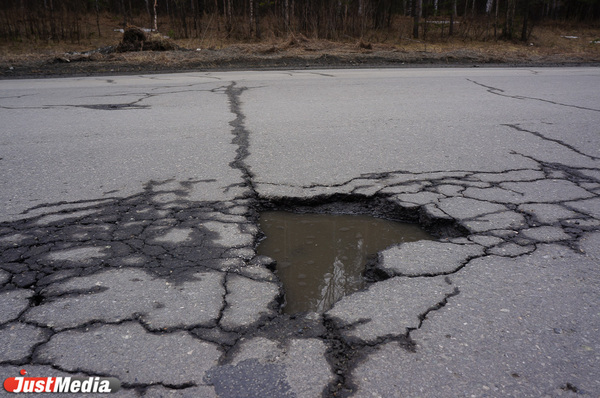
top-left (2, 27), bottom-right (600, 78)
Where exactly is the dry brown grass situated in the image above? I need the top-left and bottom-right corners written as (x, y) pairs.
top-left (2, 12), bottom-right (599, 55)
top-left (0, 14), bottom-right (598, 76)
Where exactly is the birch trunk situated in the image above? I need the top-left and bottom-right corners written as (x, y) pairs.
top-left (153, 0), bottom-right (158, 31)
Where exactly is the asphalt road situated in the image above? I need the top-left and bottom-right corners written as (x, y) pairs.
top-left (1, 67), bottom-right (599, 397)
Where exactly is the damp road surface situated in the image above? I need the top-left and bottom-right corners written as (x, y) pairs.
top-left (1, 68), bottom-right (599, 397)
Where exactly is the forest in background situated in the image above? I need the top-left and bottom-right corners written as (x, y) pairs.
top-left (1, 0), bottom-right (599, 48)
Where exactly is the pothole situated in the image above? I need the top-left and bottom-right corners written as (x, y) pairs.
top-left (257, 211), bottom-right (434, 314)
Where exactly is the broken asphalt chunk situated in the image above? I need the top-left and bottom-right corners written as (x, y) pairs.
top-left (378, 241), bottom-right (484, 277)
top-left (325, 276), bottom-right (456, 345)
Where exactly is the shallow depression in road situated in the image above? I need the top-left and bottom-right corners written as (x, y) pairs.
top-left (257, 211), bottom-right (434, 314)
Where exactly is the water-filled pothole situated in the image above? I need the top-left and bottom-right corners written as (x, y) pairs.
top-left (257, 211), bottom-right (434, 314)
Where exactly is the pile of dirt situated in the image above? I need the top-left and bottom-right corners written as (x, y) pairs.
top-left (116, 26), bottom-right (179, 52)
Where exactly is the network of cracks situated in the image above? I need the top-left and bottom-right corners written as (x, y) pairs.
top-left (1, 82), bottom-right (599, 397)
top-left (1, 155), bottom-right (599, 396)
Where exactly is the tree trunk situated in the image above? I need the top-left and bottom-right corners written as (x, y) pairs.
top-left (180, 2), bottom-right (189, 38)
top-left (120, 0), bottom-right (127, 26)
top-left (214, 0), bottom-right (220, 31)
top-left (128, 0), bottom-right (133, 24)
top-left (144, 0), bottom-right (151, 27)
top-left (249, 0), bottom-right (254, 37)
top-left (413, 0), bottom-right (422, 38)
top-left (255, 0), bottom-right (260, 39)
top-left (153, 0), bottom-right (158, 31)
top-left (96, 0), bottom-right (102, 37)
top-left (504, 0), bottom-right (516, 39)
top-left (521, 0), bottom-right (530, 41)
top-left (223, 0), bottom-right (232, 35)
top-left (191, 0), bottom-right (198, 36)
top-left (48, 0), bottom-right (56, 40)
top-left (284, 0), bottom-right (290, 30)
top-left (494, 0), bottom-right (499, 39)
top-left (227, 0), bottom-right (233, 31)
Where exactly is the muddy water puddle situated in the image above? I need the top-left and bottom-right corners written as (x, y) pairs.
top-left (257, 211), bottom-right (433, 314)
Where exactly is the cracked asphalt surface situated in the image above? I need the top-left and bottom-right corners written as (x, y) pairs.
top-left (1, 68), bottom-right (599, 397)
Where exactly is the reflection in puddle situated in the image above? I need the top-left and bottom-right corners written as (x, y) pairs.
top-left (257, 211), bottom-right (433, 314)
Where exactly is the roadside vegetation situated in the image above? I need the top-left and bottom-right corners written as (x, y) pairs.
top-left (1, 0), bottom-right (599, 76)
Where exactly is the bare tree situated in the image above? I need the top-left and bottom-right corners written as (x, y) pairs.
top-left (413, 0), bottom-right (422, 38)
top-left (505, 0), bottom-right (517, 39)
top-left (450, 0), bottom-right (457, 35)
top-left (119, 0), bottom-right (127, 26)
top-left (249, 0), bottom-right (255, 36)
top-left (145, 0), bottom-right (152, 25)
top-left (154, 0), bottom-right (158, 31)
top-left (2, 0), bottom-right (599, 46)
top-left (521, 0), bottom-right (532, 41)
top-left (254, 0), bottom-right (260, 39)
top-left (223, 0), bottom-right (232, 35)
top-left (284, 0), bottom-right (290, 30)
top-left (494, 0), bottom-right (500, 39)
top-left (96, 0), bottom-right (102, 37)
